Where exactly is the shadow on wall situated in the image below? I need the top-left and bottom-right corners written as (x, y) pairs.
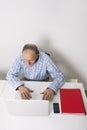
top-left (0, 71), bottom-right (6, 80)
top-left (38, 37), bottom-right (87, 89)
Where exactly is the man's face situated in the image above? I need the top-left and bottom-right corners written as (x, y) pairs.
top-left (22, 49), bottom-right (38, 67)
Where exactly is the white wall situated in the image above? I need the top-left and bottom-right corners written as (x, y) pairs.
top-left (0, 0), bottom-right (87, 89)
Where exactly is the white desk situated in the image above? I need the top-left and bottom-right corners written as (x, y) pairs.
top-left (0, 80), bottom-right (87, 130)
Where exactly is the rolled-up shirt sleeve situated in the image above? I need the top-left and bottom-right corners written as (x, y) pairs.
top-left (46, 56), bottom-right (65, 93)
top-left (6, 56), bottom-right (24, 90)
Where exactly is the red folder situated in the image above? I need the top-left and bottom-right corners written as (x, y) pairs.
top-left (60, 88), bottom-right (86, 115)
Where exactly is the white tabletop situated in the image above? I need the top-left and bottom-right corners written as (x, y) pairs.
top-left (0, 80), bottom-right (87, 130)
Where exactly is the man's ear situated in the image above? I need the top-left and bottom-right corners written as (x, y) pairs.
top-left (35, 54), bottom-right (39, 62)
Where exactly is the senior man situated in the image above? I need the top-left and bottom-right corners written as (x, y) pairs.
top-left (6, 44), bottom-right (64, 101)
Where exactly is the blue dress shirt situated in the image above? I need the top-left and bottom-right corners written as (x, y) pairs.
top-left (6, 52), bottom-right (65, 93)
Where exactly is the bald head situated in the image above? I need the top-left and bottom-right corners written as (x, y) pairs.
top-left (22, 44), bottom-right (39, 55)
top-left (22, 44), bottom-right (39, 67)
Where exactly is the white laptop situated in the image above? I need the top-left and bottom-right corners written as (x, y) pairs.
top-left (5, 99), bottom-right (49, 116)
top-left (5, 91), bottom-right (50, 116)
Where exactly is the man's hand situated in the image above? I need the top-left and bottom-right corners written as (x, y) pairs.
top-left (18, 86), bottom-right (34, 99)
top-left (41, 88), bottom-right (55, 101)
